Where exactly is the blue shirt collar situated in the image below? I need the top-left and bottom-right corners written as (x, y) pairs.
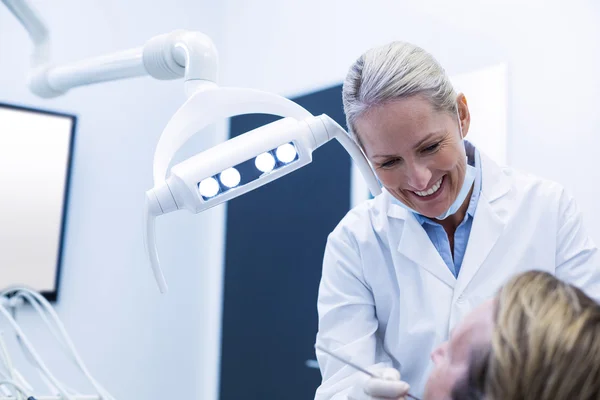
top-left (413, 140), bottom-right (482, 225)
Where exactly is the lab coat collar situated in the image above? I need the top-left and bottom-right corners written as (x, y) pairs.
top-left (389, 150), bottom-right (511, 289)
top-left (398, 213), bottom-right (457, 288)
top-left (453, 151), bottom-right (510, 298)
top-left (478, 151), bottom-right (511, 203)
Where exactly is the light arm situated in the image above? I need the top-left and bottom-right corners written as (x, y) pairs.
top-left (29, 48), bottom-right (148, 98)
top-left (3, 0), bottom-right (218, 98)
top-left (30, 30), bottom-right (218, 98)
top-left (1, 0), bottom-right (49, 66)
top-left (320, 116), bottom-right (382, 198)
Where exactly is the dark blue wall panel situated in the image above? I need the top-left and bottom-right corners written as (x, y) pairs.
top-left (219, 84), bottom-right (348, 399)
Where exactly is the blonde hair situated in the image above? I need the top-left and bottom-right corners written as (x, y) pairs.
top-left (454, 270), bottom-right (600, 400)
top-left (342, 41), bottom-right (457, 144)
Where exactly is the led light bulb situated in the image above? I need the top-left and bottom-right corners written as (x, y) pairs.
top-left (220, 167), bottom-right (241, 188)
top-left (255, 152), bottom-right (276, 172)
top-left (276, 143), bottom-right (297, 164)
top-left (199, 177), bottom-right (220, 198)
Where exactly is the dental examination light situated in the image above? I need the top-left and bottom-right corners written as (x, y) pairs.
top-left (3, 0), bottom-right (382, 295)
top-left (144, 88), bottom-right (382, 293)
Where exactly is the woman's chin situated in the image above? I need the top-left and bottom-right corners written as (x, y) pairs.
top-left (414, 203), bottom-right (448, 218)
top-left (419, 210), bottom-right (442, 219)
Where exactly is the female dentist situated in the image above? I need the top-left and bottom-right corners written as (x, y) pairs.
top-left (314, 41), bottom-right (600, 400)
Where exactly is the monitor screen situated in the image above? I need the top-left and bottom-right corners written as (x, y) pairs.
top-left (0, 103), bottom-right (76, 301)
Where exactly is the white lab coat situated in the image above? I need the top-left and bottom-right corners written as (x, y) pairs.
top-left (314, 151), bottom-right (600, 399)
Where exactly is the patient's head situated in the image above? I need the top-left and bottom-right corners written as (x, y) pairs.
top-left (424, 270), bottom-right (600, 400)
top-left (424, 297), bottom-right (495, 399)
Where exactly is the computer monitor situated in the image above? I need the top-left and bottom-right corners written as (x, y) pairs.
top-left (0, 102), bottom-right (76, 301)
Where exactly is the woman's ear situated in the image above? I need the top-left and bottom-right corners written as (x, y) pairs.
top-left (456, 93), bottom-right (471, 138)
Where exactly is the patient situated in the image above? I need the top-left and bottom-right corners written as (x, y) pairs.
top-left (424, 270), bottom-right (600, 400)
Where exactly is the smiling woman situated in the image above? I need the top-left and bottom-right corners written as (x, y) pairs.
top-left (313, 40), bottom-right (600, 400)
top-left (354, 94), bottom-right (474, 223)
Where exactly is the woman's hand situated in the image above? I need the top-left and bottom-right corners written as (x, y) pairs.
top-left (349, 367), bottom-right (411, 400)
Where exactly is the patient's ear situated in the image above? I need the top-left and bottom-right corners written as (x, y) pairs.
top-left (450, 346), bottom-right (490, 400)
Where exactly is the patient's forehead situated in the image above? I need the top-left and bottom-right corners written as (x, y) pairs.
top-left (450, 299), bottom-right (495, 363)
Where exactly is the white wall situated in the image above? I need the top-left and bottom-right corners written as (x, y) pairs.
top-left (220, 0), bottom-right (600, 241)
top-left (0, 1), bottom-right (227, 399)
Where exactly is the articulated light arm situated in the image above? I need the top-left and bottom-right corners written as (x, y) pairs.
top-left (320, 116), bottom-right (381, 197)
top-left (3, 0), bottom-right (218, 98)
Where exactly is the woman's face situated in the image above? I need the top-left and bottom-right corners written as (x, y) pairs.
top-left (423, 299), bottom-right (495, 400)
top-left (354, 95), bottom-right (470, 218)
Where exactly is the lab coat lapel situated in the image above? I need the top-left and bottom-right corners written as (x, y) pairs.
top-left (395, 208), bottom-right (455, 288)
top-left (453, 152), bottom-right (511, 299)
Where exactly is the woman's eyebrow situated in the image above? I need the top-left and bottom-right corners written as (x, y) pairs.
top-left (371, 131), bottom-right (446, 159)
top-left (372, 152), bottom-right (399, 159)
top-left (414, 130), bottom-right (446, 148)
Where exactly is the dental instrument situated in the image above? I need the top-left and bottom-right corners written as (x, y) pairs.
top-left (315, 345), bottom-right (420, 400)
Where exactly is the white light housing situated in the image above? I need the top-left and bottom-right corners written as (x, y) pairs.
top-left (145, 113), bottom-right (382, 294)
top-left (144, 84), bottom-right (382, 295)
top-left (276, 143), bottom-right (297, 164)
top-left (219, 167), bottom-right (241, 188)
top-left (255, 152), bottom-right (276, 173)
top-left (199, 177), bottom-right (220, 198)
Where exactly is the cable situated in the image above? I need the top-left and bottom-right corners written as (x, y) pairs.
top-left (0, 359), bottom-right (36, 398)
top-left (0, 332), bottom-right (23, 400)
top-left (11, 294), bottom-right (82, 397)
top-left (0, 303), bottom-right (74, 398)
top-left (13, 294), bottom-right (70, 359)
top-left (4, 301), bottom-right (83, 399)
top-left (0, 379), bottom-right (31, 398)
top-left (2, 289), bottom-right (115, 400)
top-left (16, 291), bottom-right (113, 399)
top-left (11, 369), bottom-right (35, 396)
top-left (0, 304), bottom-right (74, 400)
top-left (4, 296), bottom-right (70, 397)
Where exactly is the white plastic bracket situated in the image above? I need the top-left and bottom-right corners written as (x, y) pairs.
top-left (142, 29), bottom-right (218, 96)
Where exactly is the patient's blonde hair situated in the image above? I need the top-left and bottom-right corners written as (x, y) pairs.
top-left (461, 271), bottom-right (600, 400)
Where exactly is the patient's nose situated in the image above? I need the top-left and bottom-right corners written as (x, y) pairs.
top-left (430, 342), bottom-right (447, 364)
